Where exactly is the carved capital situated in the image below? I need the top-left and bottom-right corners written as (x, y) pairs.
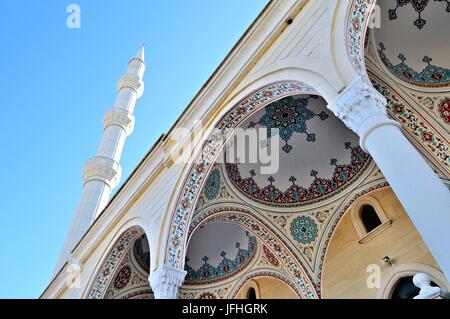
top-left (103, 107), bottom-right (135, 135)
top-left (149, 265), bottom-right (186, 299)
top-left (328, 76), bottom-right (388, 135)
top-left (83, 156), bottom-right (121, 188)
top-left (117, 73), bottom-right (144, 98)
top-left (328, 76), bottom-right (402, 152)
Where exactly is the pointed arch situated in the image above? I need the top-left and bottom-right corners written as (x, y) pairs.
top-left (85, 224), bottom-right (151, 299)
top-left (187, 205), bottom-right (319, 299)
top-left (163, 81), bottom-right (319, 272)
top-left (229, 269), bottom-right (302, 299)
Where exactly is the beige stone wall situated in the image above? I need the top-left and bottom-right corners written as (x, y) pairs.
top-left (235, 277), bottom-right (298, 299)
top-left (322, 188), bottom-right (441, 299)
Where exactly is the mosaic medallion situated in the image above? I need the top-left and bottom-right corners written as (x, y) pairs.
top-left (249, 96), bottom-right (328, 153)
top-left (204, 169), bottom-right (221, 200)
top-left (113, 265), bottom-right (132, 289)
top-left (290, 216), bottom-right (318, 244)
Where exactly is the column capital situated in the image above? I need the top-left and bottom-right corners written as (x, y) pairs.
top-left (149, 265), bottom-right (187, 299)
top-left (328, 76), bottom-right (401, 151)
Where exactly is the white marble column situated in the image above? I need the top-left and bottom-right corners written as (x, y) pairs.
top-left (328, 76), bottom-right (450, 280)
top-left (149, 265), bottom-right (187, 299)
top-left (54, 47), bottom-right (146, 275)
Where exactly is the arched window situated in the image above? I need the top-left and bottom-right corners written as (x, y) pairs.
top-left (360, 205), bottom-right (382, 232)
top-left (350, 195), bottom-right (391, 243)
top-left (247, 287), bottom-right (257, 300)
top-left (391, 276), bottom-right (419, 299)
top-left (238, 280), bottom-right (260, 299)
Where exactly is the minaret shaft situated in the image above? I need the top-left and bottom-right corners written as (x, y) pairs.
top-left (54, 47), bottom-right (146, 274)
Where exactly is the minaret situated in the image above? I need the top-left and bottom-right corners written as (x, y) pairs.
top-left (54, 47), bottom-right (146, 274)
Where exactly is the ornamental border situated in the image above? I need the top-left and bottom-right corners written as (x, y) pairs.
top-left (87, 226), bottom-right (145, 299)
top-left (228, 268), bottom-right (302, 299)
top-left (346, 0), bottom-right (375, 74)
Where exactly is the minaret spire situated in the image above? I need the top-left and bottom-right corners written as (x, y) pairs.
top-left (135, 44), bottom-right (145, 62)
top-left (54, 47), bottom-right (146, 274)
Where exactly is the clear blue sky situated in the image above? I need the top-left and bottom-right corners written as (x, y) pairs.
top-left (0, 0), bottom-right (268, 298)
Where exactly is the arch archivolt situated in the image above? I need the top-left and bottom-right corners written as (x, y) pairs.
top-left (163, 81), bottom-right (319, 270)
top-left (189, 202), bottom-right (314, 271)
top-left (236, 1), bottom-right (354, 101)
top-left (83, 216), bottom-right (152, 299)
top-left (344, 0), bottom-right (376, 76)
top-left (188, 204), bottom-right (319, 299)
top-left (228, 268), bottom-right (302, 299)
top-left (236, 64), bottom-right (342, 104)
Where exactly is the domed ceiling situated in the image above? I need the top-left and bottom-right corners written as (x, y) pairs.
top-left (374, 0), bottom-right (450, 88)
top-left (224, 94), bottom-right (370, 208)
top-left (184, 223), bottom-right (257, 285)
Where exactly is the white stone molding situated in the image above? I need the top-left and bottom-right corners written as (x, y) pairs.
top-left (83, 156), bottom-right (121, 189)
top-left (103, 107), bottom-right (135, 135)
top-left (328, 75), bottom-right (401, 152)
top-left (129, 56), bottom-right (144, 66)
top-left (149, 265), bottom-right (187, 299)
top-left (117, 73), bottom-right (144, 98)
